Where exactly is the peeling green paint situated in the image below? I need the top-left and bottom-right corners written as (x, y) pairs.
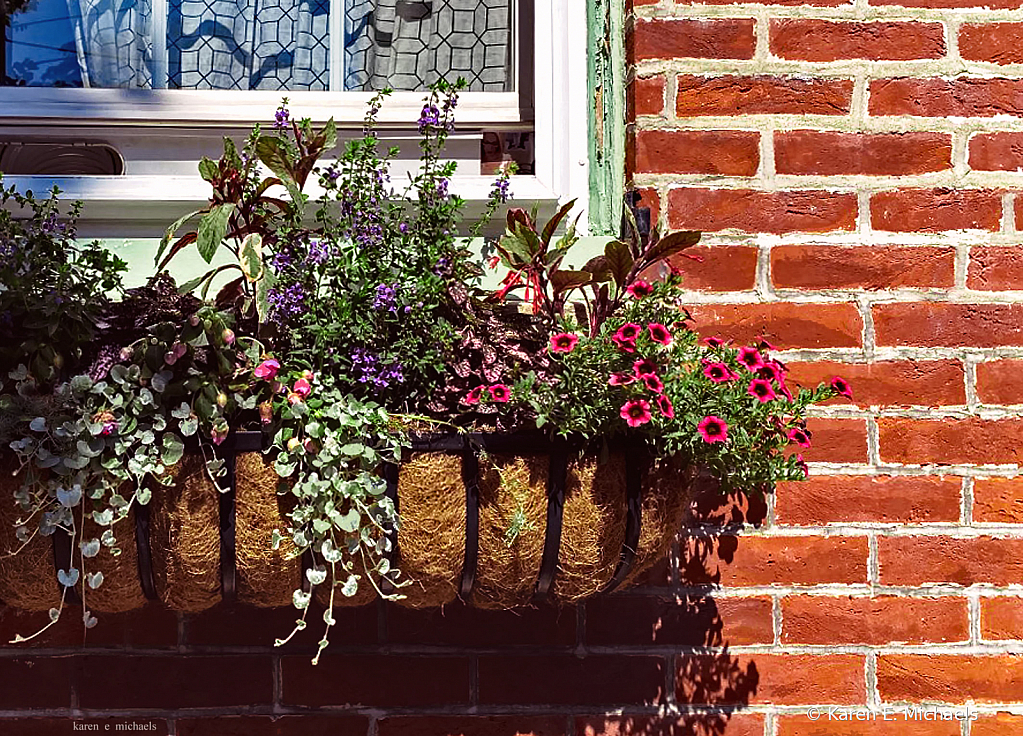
top-left (587, 0), bottom-right (625, 237)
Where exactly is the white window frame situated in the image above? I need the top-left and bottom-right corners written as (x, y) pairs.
top-left (0, 0), bottom-right (590, 235)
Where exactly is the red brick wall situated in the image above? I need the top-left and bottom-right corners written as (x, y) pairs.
top-left (627, 0), bottom-right (1023, 731)
top-left (5, 2), bottom-right (1023, 734)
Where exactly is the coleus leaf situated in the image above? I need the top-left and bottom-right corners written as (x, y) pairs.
top-left (604, 240), bottom-right (634, 289)
top-left (549, 269), bottom-right (592, 294)
top-left (255, 136), bottom-right (293, 182)
top-left (156, 210), bottom-right (204, 268)
top-left (642, 230), bottom-right (701, 265)
top-left (541, 198), bottom-right (576, 246)
top-left (239, 233), bottom-right (264, 282)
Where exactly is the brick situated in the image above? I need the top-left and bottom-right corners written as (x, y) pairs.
top-left (678, 654), bottom-right (864, 705)
top-left (785, 360), bottom-right (965, 408)
top-left (680, 535), bottom-right (868, 586)
top-left (976, 475), bottom-right (1023, 524)
top-left (0, 721), bottom-right (170, 736)
top-left (777, 717), bottom-right (959, 735)
top-left (776, 475), bottom-right (962, 525)
top-left (772, 245), bottom-right (955, 290)
top-left (781, 596), bottom-right (968, 645)
top-left (969, 247), bottom-right (1023, 290)
top-left (586, 594), bottom-right (774, 646)
top-left (970, 133), bottom-right (1023, 171)
top-left (977, 360), bottom-right (1023, 404)
top-left (775, 132), bottom-right (951, 176)
top-left (1016, 198), bottom-right (1023, 231)
top-left (177, 716), bottom-right (368, 736)
top-left (877, 654), bottom-right (1023, 702)
top-left (689, 481), bottom-right (769, 528)
top-left (0, 604), bottom-right (178, 649)
top-left (677, 76), bottom-right (853, 117)
top-left (579, 714), bottom-right (765, 736)
top-left (669, 189), bottom-right (857, 234)
top-left (874, 303), bottom-right (1023, 347)
top-left (879, 536), bottom-right (1023, 585)
top-left (379, 716), bottom-right (566, 736)
top-left (630, 76), bottom-right (664, 118)
top-left (974, 714), bottom-right (1023, 736)
top-left (282, 655), bottom-right (469, 707)
top-left (689, 303), bottom-right (862, 348)
top-left (75, 655), bottom-right (271, 708)
top-left (869, 78), bottom-right (1023, 117)
top-left (771, 20), bottom-right (944, 61)
top-left (960, 24), bottom-right (1023, 64)
top-left (880, 417), bottom-right (1023, 464)
top-left (635, 130), bottom-right (760, 176)
top-left (799, 418), bottom-right (870, 464)
top-left (0, 657), bottom-right (72, 708)
top-left (873, 0), bottom-right (1022, 6)
top-left (478, 655), bottom-right (665, 705)
top-left (871, 189), bottom-right (1002, 232)
top-left (184, 602), bottom-right (376, 648)
top-left (671, 245), bottom-right (758, 291)
top-left (632, 19), bottom-right (755, 61)
top-left (701, 0), bottom-right (850, 5)
top-left (385, 602), bottom-right (575, 647)
top-left (982, 597), bottom-right (1023, 639)
top-left (974, 477), bottom-right (1023, 522)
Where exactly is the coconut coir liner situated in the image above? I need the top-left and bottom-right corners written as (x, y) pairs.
top-left (393, 452), bottom-right (465, 608)
top-left (0, 462), bottom-right (60, 611)
top-left (149, 452), bottom-right (220, 612)
top-left (81, 496), bottom-right (146, 613)
top-left (234, 452), bottom-right (302, 607)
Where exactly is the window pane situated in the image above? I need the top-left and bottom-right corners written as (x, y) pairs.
top-left (3, 0), bottom-right (513, 91)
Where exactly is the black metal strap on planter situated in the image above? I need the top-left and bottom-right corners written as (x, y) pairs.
top-left (533, 438), bottom-right (569, 603)
top-left (600, 447), bottom-right (645, 594)
top-left (380, 460), bottom-right (401, 595)
top-left (459, 437), bottom-right (481, 600)
top-left (134, 499), bottom-right (158, 601)
top-left (218, 431), bottom-right (262, 603)
top-left (52, 528), bottom-right (81, 604)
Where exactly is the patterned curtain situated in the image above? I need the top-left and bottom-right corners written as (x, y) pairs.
top-left (65, 0), bottom-right (152, 88)
top-left (63, 0), bottom-right (510, 91)
top-left (345, 0), bottom-right (512, 91)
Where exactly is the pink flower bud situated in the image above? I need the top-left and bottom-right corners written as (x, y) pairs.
top-left (221, 328), bottom-right (235, 345)
top-left (254, 359), bottom-right (281, 380)
top-left (292, 378), bottom-right (312, 397)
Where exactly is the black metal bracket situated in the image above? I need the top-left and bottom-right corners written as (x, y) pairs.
top-left (534, 439), bottom-right (568, 603)
top-left (601, 446), bottom-right (645, 594)
top-left (459, 437), bottom-right (481, 600)
top-left (134, 499), bottom-right (158, 601)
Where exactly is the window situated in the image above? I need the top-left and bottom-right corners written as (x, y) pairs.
top-left (0, 1), bottom-right (589, 235)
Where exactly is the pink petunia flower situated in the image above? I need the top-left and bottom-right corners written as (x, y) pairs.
top-left (292, 378), bottom-right (312, 397)
top-left (644, 374), bottom-right (665, 393)
top-left (608, 372), bottom-right (636, 386)
top-left (736, 347), bottom-right (765, 372)
top-left (703, 361), bottom-right (737, 383)
top-left (626, 280), bottom-right (654, 298)
top-left (794, 453), bottom-right (809, 478)
top-left (614, 323), bottom-right (641, 341)
top-left (787, 427), bottom-right (812, 448)
top-left (697, 416), bottom-right (728, 444)
top-left (831, 376), bottom-right (853, 400)
top-left (647, 323), bottom-right (672, 346)
top-left (620, 399), bottom-right (653, 428)
top-left (633, 358), bottom-right (658, 378)
top-left (756, 337), bottom-right (778, 352)
top-left (465, 386), bottom-right (483, 405)
top-left (550, 333), bottom-right (579, 353)
top-left (611, 335), bottom-right (637, 353)
top-left (747, 378), bottom-right (777, 403)
top-left (254, 359), bottom-right (281, 380)
top-left (488, 384), bottom-right (510, 402)
top-left (655, 394), bottom-right (675, 419)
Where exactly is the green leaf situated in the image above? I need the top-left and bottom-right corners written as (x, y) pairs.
top-left (196, 203), bottom-right (236, 264)
top-left (198, 157), bottom-right (219, 183)
top-left (339, 442), bottom-right (364, 457)
top-left (179, 417), bottom-right (198, 437)
top-left (338, 508), bottom-right (360, 533)
top-left (256, 267), bottom-right (276, 326)
top-left (255, 136), bottom-right (293, 182)
top-left (156, 208), bottom-right (204, 267)
top-left (161, 434), bottom-right (185, 466)
top-left (239, 233), bottom-right (264, 283)
top-left (604, 240), bottom-right (634, 289)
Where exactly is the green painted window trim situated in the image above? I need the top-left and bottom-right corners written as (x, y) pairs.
top-left (587, 0), bottom-right (625, 237)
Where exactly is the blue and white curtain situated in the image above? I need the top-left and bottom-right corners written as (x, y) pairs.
top-left (63, 0), bottom-right (511, 91)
